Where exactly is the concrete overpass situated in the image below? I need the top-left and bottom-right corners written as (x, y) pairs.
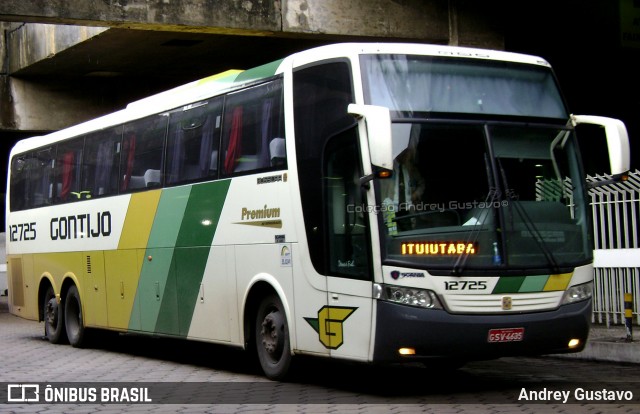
top-left (0, 0), bottom-right (504, 135)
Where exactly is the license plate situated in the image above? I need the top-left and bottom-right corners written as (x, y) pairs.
top-left (487, 327), bottom-right (525, 343)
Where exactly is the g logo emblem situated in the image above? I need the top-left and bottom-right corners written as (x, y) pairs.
top-left (304, 306), bottom-right (356, 349)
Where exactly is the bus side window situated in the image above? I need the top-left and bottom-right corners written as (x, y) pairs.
top-left (55, 139), bottom-right (85, 203)
top-left (33, 148), bottom-right (56, 207)
top-left (9, 149), bottom-right (54, 211)
top-left (82, 126), bottom-right (122, 198)
top-left (166, 98), bottom-right (223, 185)
top-left (221, 79), bottom-right (285, 175)
top-left (121, 114), bottom-right (167, 191)
top-left (10, 154), bottom-right (30, 211)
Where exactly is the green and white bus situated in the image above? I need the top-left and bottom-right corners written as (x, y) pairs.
top-left (6, 43), bottom-right (630, 379)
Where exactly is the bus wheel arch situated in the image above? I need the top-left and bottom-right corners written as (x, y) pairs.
top-left (243, 281), bottom-right (293, 380)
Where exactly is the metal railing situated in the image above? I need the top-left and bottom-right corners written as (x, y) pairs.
top-left (588, 170), bottom-right (640, 327)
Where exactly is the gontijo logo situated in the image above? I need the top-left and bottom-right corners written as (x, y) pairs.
top-left (304, 306), bottom-right (357, 349)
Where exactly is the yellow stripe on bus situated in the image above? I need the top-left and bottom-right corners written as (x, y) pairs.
top-left (543, 272), bottom-right (573, 291)
top-left (118, 190), bottom-right (162, 250)
top-left (195, 69), bottom-right (243, 86)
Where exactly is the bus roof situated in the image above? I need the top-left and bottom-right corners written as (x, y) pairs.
top-left (126, 58), bottom-right (285, 113)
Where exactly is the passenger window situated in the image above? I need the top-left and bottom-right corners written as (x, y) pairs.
top-left (33, 148), bottom-right (56, 207)
top-left (10, 149), bottom-right (55, 211)
top-left (221, 79), bottom-right (285, 175)
top-left (9, 155), bottom-right (28, 211)
top-left (166, 98), bottom-right (223, 185)
top-left (121, 114), bottom-right (168, 191)
top-left (55, 139), bottom-right (85, 202)
top-left (82, 126), bottom-right (122, 198)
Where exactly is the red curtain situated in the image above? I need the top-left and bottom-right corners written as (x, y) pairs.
top-left (121, 134), bottom-right (136, 190)
top-left (224, 107), bottom-right (243, 174)
top-left (60, 151), bottom-right (75, 200)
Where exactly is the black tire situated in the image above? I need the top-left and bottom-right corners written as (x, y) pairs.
top-left (255, 294), bottom-right (292, 380)
top-left (43, 286), bottom-right (66, 344)
top-left (64, 285), bottom-right (86, 347)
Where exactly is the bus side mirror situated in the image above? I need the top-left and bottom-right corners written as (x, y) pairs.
top-left (571, 115), bottom-right (631, 187)
top-left (348, 104), bottom-right (393, 171)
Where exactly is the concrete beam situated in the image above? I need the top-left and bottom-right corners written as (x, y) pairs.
top-left (282, 0), bottom-right (449, 42)
top-left (6, 24), bottom-right (108, 74)
top-left (0, 0), bottom-right (281, 35)
top-left (0, 0), bottom-right (501, 46)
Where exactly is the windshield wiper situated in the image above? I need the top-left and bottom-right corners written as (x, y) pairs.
top-left (497, 158), bottom-right (560, 272)
top-left (451, 153), bottom-right (498, 275)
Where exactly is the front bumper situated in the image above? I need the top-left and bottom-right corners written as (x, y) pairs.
top-left (373, 299), bottom-right (591, 362)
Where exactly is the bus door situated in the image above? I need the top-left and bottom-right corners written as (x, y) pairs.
top-left (323, 126), bottom-right (375, 361)
top-left (292, 60), bottom-right (375, 361)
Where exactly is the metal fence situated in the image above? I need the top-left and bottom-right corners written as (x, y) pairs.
top-left (588, 170), bottom-right (640, 326)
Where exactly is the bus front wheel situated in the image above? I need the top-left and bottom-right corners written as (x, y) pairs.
top-left (64, 285), bottom-right (86, 347)
top-left (255, 294), bottom-right (292, 380)
top-left (43, 286), bottom-right (66, 344)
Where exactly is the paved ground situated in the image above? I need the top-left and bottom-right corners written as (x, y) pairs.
top-left (1, 295), bottom-right (639, 413)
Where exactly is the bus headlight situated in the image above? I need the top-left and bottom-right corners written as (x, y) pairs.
top-left (561, 282), bottom-right (593, 305)
top-left (375, 284), bottom-right (443, 309)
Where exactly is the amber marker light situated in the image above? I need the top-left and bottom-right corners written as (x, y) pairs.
top-left (398, 347), bottom-right (416, 356)
top-left (568, 339), bottom-right (581, 349)
top-left (377, 170), bottom-right (392, 179)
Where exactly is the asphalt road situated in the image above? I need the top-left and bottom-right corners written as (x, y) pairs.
top-left (1, 296), bottom-right (639, 413)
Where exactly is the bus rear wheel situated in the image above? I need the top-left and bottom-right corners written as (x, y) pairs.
top-left (43, 286), bottom-right (66, 344)
top-left (255, 294), bottom-right (292, 380)
top-left (64, 285), bottom-right (86, 347)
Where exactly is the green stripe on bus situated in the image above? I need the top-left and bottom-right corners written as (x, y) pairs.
top-left (175, 247), bottom-right (211, 336)
top-left (518, 275), bottom-right (549, 292)
top-left (492, 276), bottom-right (526, 294)
top-left (148, 186), bottom-right (192, 248)
top-left (176, 180), bottom-right (231, 247)
top-left (130, 181), bottom-right (231, 336)
top-left (131, 187), bottom-right (191, 333)
top-left (174, 180), bottom-right (231, 334)
top-left (490, 274), bottom-right (573, 294)
top-left (234, 59), bottom-right (283, 84)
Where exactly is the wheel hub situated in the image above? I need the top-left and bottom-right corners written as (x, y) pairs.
top-left (260, 311), bottom-right (284, 356)
top-left (45, 298), bottom-right (58, 326)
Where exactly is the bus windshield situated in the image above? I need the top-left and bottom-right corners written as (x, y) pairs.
top-left (375, 121), bottom-right (592, 273)
top-left (361, 54), bottom-right (589, 273)
top-left (361, 54), bottom-right (568, 119)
